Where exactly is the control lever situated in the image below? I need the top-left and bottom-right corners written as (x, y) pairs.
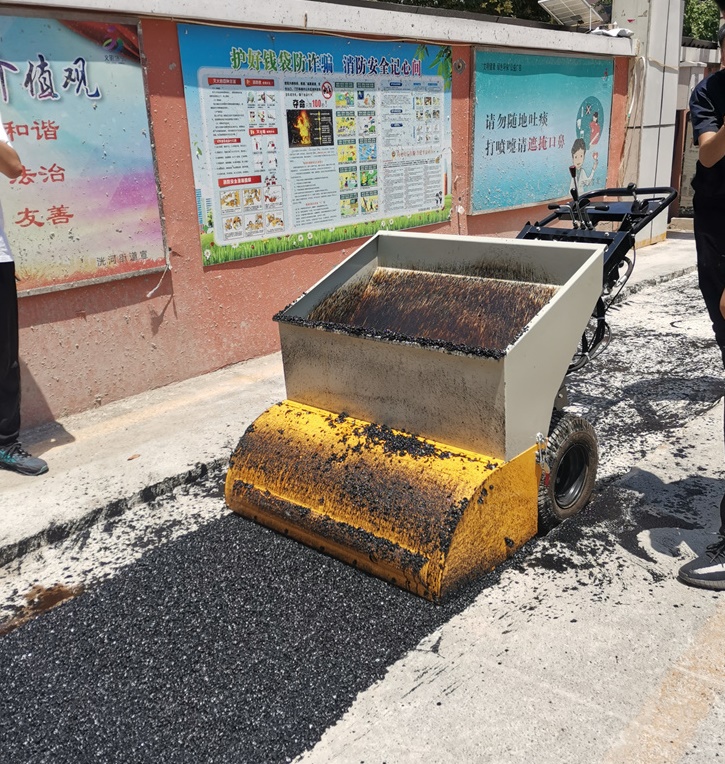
top-left (578, 198), bottom-right (595, 230)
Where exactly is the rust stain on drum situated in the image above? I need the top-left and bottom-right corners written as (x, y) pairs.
top-left (229, 410), bottom-right (473, 555)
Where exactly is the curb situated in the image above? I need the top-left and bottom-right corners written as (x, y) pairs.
top-left (618, 265), bottom-right (698, 300)
top-left (0, 458), bottom-right (228, 569)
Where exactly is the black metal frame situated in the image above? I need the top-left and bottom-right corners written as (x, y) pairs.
top-left (516, 183), bottom-right (678, 372)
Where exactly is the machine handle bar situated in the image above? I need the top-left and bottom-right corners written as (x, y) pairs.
top-left (578, 186), bottom-right (678, 235)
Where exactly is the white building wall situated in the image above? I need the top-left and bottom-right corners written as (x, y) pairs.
top-left (612, 0), bottom-right (684, 241)
top-left (0, 0), bottom-right (633, 55)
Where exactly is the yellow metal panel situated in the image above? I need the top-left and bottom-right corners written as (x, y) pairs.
top-left (439, 447), bottom-right (539, 597)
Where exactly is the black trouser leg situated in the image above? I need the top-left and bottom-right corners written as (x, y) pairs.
top-left (721, 404), bottom-right (725, 536)
top-left (0, 261), bottom-right (20, 447)
top-left (695, 200), bottom-right (725, 365)
top-left (694, 196), bottom-right (725, 535)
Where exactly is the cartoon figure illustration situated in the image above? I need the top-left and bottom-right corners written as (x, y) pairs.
top-left (576, 96), bottom-right (605, 154)
top-left (570, 137), bottom-right (598, 190)
top-left (589, 111), bottom-right (601, 146)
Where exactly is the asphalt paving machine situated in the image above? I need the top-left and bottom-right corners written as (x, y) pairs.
top-left (225, 176), bottom-right (677, 601)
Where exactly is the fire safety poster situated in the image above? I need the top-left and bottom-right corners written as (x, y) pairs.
top-left (177, 24), bottom-right (451, 264)
top-left (472, 51), bottom-right (614, 213)
top-left (0, 16), bottom-right (165, 294)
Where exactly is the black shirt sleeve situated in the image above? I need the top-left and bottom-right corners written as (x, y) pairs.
top-left (690, 73), bottom-right (725, 145)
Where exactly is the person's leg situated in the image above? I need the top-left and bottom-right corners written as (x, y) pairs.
top-left (679, 197), bottom-right (725, 587)
top-left (678, 400), bottom-right (725, 590)
top-left (694, 199), bottom-right (725, 364)
top-left (695, 200), bottom-right (725, 535)
top-left (721, 407), bottom-right (725, 536)
top-left (0, 262), bottom-right (47, 476)
top-left (0, 261), bottom-right (20, 447)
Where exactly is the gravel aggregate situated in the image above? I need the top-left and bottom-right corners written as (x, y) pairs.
top-left (0, 506), bottom-right (493, 763)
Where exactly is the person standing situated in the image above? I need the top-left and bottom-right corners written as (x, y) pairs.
top-left (0, 118), bottom-right (48, 476)
top-left (679, 6), bottom-right (725, 588)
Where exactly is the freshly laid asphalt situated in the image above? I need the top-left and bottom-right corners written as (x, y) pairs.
top-left (1, 227), bottom-right (720, 764)
top-left (0, 503), bottom-right (485, 763)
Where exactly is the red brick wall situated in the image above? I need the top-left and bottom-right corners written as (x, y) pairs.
top-left (16, 20), bottom-right (631, 428)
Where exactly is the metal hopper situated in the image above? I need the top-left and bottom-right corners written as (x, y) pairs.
top-left (226, 231), bottom-right (605, 600)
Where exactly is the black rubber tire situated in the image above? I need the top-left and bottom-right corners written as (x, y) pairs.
top-left (537, 411), bottom-right (598, 532)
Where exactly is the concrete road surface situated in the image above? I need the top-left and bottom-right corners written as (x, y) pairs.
top-left (1, 264), bottom-right (725, 764)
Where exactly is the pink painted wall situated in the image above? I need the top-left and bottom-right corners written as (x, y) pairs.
top-left (15, 19), bottom-right (631, 430)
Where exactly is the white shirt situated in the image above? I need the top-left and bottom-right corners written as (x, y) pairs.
top-left (0, 119), bottom-right (13, 264)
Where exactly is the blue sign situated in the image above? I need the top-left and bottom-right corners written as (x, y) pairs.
top-left (472, 51), bottom-right (614, 212)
